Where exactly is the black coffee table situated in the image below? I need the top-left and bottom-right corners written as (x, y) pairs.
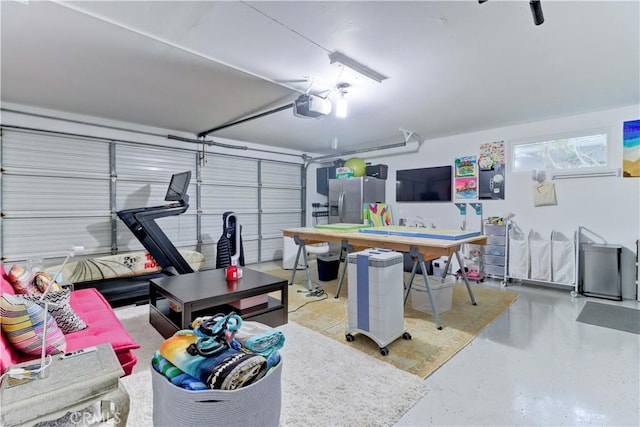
top-left (149, 268), bottom-right (288, 338)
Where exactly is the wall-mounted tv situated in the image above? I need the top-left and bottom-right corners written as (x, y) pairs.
top-left (395, 165), bottom-right (452, 202)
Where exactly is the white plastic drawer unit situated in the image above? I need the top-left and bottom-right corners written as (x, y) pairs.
top-left (484, 245), bottom-right (506, 256)
top-left (484, 264), bottom-right (505, 276)
top-left (484, 255), bottom-right (506, 266)
top-left (484, 223), bottom-right (506, 236)
top-left (486, 235), bottom-right (506, 246)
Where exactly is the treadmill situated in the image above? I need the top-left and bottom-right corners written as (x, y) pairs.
top-left (117, 171), bottom-right (194, 276)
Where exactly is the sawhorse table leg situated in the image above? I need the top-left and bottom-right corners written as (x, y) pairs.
top-left (455, 250), bottom-right (477, 305)
top-left (440, 250), bottom-right (477, 305)
top-left (289, 235), bottom-right (314, 292)
top-left (402, 248), bottom-right (478, 330)
top-left (403, 248), bottom-right (444, 329)
top-left (335, 239), bottom-right (353, 298)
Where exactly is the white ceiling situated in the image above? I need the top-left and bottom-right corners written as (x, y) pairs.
top-left (2, 1), bottom-right (638, 154)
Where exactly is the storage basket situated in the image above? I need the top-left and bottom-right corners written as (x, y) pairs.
top-left (529, 230), bottom-right (551, 281)
top-left (486, 235), bottom-right (506, 246)
top-left (411, 275), bottom-right (454, 314)
top-left (484, 223), bottom-right (506, 236)
top-left (508, 226), bottom-right (529, 279)
top-left (551, 231), bottom-right (576, 284)
top-left (483, 254), bottom-right (505, 266)
top-left (152, 359), bottom-right (282, 427)
top-left (484, 245), bottom-right (505, 256)
top-left (484, 264), bottom-right (505, 276)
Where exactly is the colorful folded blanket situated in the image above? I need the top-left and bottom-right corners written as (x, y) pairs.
top-left (234, 321), bottom-right (285, 356)
top-left (151, 351), bottom-right (208, 391)
top-left (159, 334), bottom-right (267, 390)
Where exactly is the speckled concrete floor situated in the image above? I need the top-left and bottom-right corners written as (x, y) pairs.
top-left (255, 261), bottom-right (640, 426)
top-left (394, 280), bottom-right (640, 426)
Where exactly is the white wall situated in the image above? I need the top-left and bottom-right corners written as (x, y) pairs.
top-left (306, 104), bottom-right (640, 296)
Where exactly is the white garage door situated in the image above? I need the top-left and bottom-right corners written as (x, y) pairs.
top-left (1, 127), bottom-right (303, 268)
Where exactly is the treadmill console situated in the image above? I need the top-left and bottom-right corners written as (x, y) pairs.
top-left (117, 171), bottom-right (194, 275)
top-left (164, 170), bottom-right (191, 204)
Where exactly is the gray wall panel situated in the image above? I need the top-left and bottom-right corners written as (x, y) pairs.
top-left (261, 237), bottom-right (285, 262)
top-left (201, 157), bottom-right (258, 184)
top-left (199, 243), bottom-right (217, 270)
top-left (4, 217), bottom-right (111, 260)
top-left (200, 185), bottom-right (258, 212)
top-left (200, 240), bottom-right (259, 267)
top-left (242, 240), bottom-right (259, 264)
top-left (200, 214), bottom-right (220, 245)
top-left (116, 215), bottom-right (197, 251)
top-left (1, 128), bottom-right (302, 265)
top-left (196, 214), bottom-right (261, 244)
top-left (261, 161), bottom-right (301, 186)
top-left (3, 175), bottom-right (109, 215)
top-left (2, 131), bottom-right (109, 177)
top-left (261, 188), bottom-right (302, 211)
top-left (1, 129), bottom-right (110, 261)
top-left (116, 180), bottom-right (197, 210)
top-left (262, 212), bottom-right (302, 239)
top-left (115, 145), bottom-right (195, 181)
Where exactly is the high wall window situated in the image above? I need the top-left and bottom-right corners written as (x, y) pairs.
top-left (512, 132), bottom-right (608, 172)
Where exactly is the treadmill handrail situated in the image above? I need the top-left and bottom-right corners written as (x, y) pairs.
top-left (117, 201), bottom-right (193, 275)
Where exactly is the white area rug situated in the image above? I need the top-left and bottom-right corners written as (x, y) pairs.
top-left (116, 305), bottom-right (428, 426)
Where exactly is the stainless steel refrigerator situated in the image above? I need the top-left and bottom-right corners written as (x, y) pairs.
top-left (328, 177), bottom-right (386, 224)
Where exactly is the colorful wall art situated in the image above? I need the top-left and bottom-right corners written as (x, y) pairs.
top-left (363, 203), bottom-right (393, 226)
top-left (455, 177), bottom-right (478, 200)
top-left (623, 120), bottom-right (640, 177)
top-left (479, 141), bottom-right (505, 168)
top-left (455, 156), bottom-right (477, 177)
top-left (478, 141), bottom-right (506, 200)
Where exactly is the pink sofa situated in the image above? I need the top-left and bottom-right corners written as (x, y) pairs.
top-left (1, 264), bottom-right (140, 376)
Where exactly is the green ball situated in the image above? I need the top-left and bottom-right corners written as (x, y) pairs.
top-left (344, 158), bottom-right (366, 177)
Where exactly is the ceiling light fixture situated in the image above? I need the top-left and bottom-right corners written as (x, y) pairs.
top-left (335, 83), bottom-right (349, 119)
top-left (328, 51), bottom-right (388, 84)
top-left (335, 94), bottom-right (348, 119)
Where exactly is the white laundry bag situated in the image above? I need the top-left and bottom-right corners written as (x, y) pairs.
top-left (551, 231), bottom-right (576, 284)
top-left (529, 230), bottom-right (551, 281)
top-left (508, 226), bottom-right (529, 279)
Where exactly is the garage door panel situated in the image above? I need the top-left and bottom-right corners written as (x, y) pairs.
top-left (2, 130), bottom-right (302, 266)
top-left (261, 237), bottom-right (284, 262)
top-left (116, 214), bottom-right (197, 251)
top-left (115, 145), bottom-right (195, 181)
top-left (200, 185), bottom-right (258, 212)
top-left (3, 217), bottom-right (111, 261)
top-left (261, 161), bottom-right (301, 186)
top-left (262, 213), bottom-right (302, 239)
top-left (2, 131), bottom-right (109, 177)
top-left (261, 188), bottom-right (301, 210)
top-left (201, 157), bottom-right (258, 185)
top-left (116, 180), bottom-right (196, 210)
top-left (3, 175), bottom-right (110, 215)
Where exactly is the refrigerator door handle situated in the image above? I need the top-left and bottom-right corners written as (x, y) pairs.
top-left (338, 191), bottom-right (345, 222)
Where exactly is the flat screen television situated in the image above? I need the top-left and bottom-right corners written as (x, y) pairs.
top-left (395, 165), bottom-right (452, 202)
top-left (164, 171), bottom-right (192, 202)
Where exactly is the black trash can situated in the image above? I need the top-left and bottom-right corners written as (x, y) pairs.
top-left (402, 252), bottom-right (433, 275)
top-left (317, 253), bottom-right (340, 281)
